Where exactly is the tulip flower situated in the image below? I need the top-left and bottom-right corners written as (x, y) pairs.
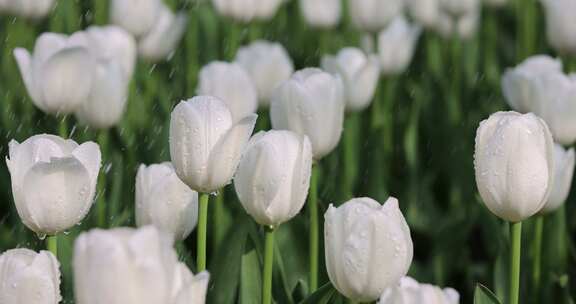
top-left (540, 0), bottom-right (576, 55)
top-left (0, 0), bottom-right (54, 18)
top-left (322, 47), bottom-right (380, 111)
top-left (349, 0), bottom-right (404, 32)
top-left (434, 9), bottom-right (479, 40)
top-left (138, 4), bottom-right (188, 61)
top-left (324, 197), bottom-right (413, 302)
top-left (211, 0), bottom-right (284, 22)
top-left (6, 134), bottom-right (101, 235)
top-left (13, 33), bottom-right (96, 115)
top-left (299, 0), bottom-right (342, 28)
top-left (541, 143), bottom-right (575, 213)
top-left (0, 249), bottom-right (61, 304)
top-left (135, 162), bottom-right (199, 241)
top-left (376, 17), bottom-right (422, 75)
top-left (235, 40), bottom-right (294, 107)
top-left (110, 0), bottom-right (161, 37)
top-left (406, 0), bottom-right (441, 28)
top-left (197, 61), bottom-right (258, 122)
top-left (73, 226), bottom-right (209, 304)
top-left (379, 277), bottom-right (460, 304)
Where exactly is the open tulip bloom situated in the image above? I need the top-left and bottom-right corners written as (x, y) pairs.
top-left (379, 276), bottom-right (460, 304)
top-left (0, 0), bottom-right (54, 19)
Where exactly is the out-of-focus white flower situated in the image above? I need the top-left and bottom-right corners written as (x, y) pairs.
top-left (540, 0), bottom-right (576, 55)
top-left (170, 96), bottom-right (257, 193)
top-left (322, 47), bottom-right (380, 111)
top-left (211, 0), bottom-right (284, 22)
top-left (270, 68), bottom-right (345, 159)
top-left (349, 0), bottom-right (405, 32)
top-left (110, 0), bottom-right (162, 37)
top-left (6, 134), bottom-right (101, 235)
top-left (0, 0), bottom-right (54, 19)
top-left (0, 248), bottom-right (61, 304)
top-left (434, 9), bottom-right (480, 40)
top-left (379, 277), bottom-right (460, 304)
top-left (406, 0), bottom-right (441, 28)
top-left (541, 144), bottom-right (575, 213)
top-left (73, 226), bottom-right (209, 304)
top-left (377, 17), bottom-right (422, 75)
top-left (299, 0), bottom-right (342, 28)
top-left (235, 40), bottom-right (294, 107)
top-left (136, 162), bottom-right (199, 240)
top-left (197, 61), bottom-right (258, 122)
top-left (138, 5), bottom-right (188, 61)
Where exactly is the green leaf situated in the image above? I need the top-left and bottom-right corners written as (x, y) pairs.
top-left (474, 284), bottom-right (502, 304)
top-left (299, 283), bottom-right (336, 304)
top-left (239, 243), bottom-right (262, 304)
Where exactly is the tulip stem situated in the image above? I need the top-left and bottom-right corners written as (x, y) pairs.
top-left (96, 130), bottom-right (109, 228)
top-left (262, 226), bottom-right (275, 304)
top-left (509, 221), bottom-right (522, 304)
top-left (309, 165), bottom-right (319, 292)
top-left (532, 216), bottom-right (543, 302)
top-left (343, 113), bottom-right (358, 199)
top-left (58, 115), bottom-right (68, 138)
top-left (197, 193), bottom-right (210, 271)
top-left (47, 235), bottom-right (58, 258)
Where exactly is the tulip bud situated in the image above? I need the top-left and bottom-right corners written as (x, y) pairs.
top-left (138, 4), bottom-right (188, 61)
top-left (110, 0), bottom-right (161, 37)
top-left (211, 0), bottom-right (284, 22)
top-left (379, 277), bottom-right (460, 304)
top-left (541, 144), bottom-right (575, 213)
top-left (6, 134), bottom-right (101, 235)
top-left (501, 55), bottom-right (563, 113)
top-left (299, 0), bottom-right (342, 28)
top-left (270, 68), bottom-right (345, 159)
top-left (434, 9), bottom-right (479, 40)
top-left (0, 0), bottom-right (54, 18)
top-left (0, 249), bottom-right (61, 304)
top-left (349, 0), bottom-right (404, 32)
top-left (376, 17), bottom-right (421, 76)
top-left (474, 111), bottom-right (555, 222)
top-left (406, 0), bottom-right (441, 28)
top-left (322, 47), bottom-right (380, 111)
top-left (73, 226), bottom-right (209, 304)
top-left (197, 62), bottom-right (258, 122)
top-left (13, 33), bottom-right (96, 115)
top-left (170, 96), bottom-right (257, 193)
top-left (234, 130), bottom-right (312, 227)
top-left (135, 162), bottom-right (199, 240)
top-left (541, 0), bottom-right (576, 55)
top-left (324, 197), bottom-right (413, 302)
top-left (234, 40), bottom-right (294, 107)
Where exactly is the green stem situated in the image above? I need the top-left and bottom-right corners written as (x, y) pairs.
top-left (197, 193), bottom-right (210, 271)
top-left (532, 216), bottom-right (543, 302)
top-left (58, 116), bottom-right (68, 138)
top-left (509, 221), bottom-right (522, 304)
top-left (225, 21), bottom-right (241, 60)
top-left (97, 130), bottom-right (109, 228)
top-left (343, 113), bottom-right (357, 199)
top-left (47, 235), bottom-right (58, 258)
top-left (262, 226), bottom-right (275, 304)
top-left (517, 0), bottom-right (536, 60)
top-left (309, 165), bottom-right (319, 292)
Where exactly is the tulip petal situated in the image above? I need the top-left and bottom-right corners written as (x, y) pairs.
top-left (14, 48), bottom-right (42, 107)
top-left (72, 141), bottom-right (102, 186)
top-left (139, 7), bottom-right (187, 61)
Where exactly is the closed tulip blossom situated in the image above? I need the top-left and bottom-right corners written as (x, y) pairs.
top-left (110, 0), bottom-right (161, 37)
top-left (541, 144), bottom-right (575, 213)
top-left (322, 47), bottom-right (380, 111)
top-left (135, 162), bottom-right (199, 241)
top-left (379, 277), bottom-right (460, 304)
top-left (407, 0), bottom-right (441, 28)
top-left (169, 96), bottom-right (257, 193)
top-left (197, 62), bottom-right (258, 122)
top-left (0, 249), bottom-right (61, 304)
top-left (270, 68), bottom-right (345, 159)
top-left (349, 0), bottom-right (404, 32)
top-left (324, 197), bottom-right (413, 302)
top-left (6, 134), bottom-right (101, 235)
top-left (540, 0), bottom-right (576, 55)
top-left (0, 0), bottom-right (54, 18)
top-left (138, 4), bottom-right (188, 61)
top-left (234, 130), bottom-right (312, 227)
top-left (433, 9), bottom-right (479, 40)
top-left (235, 40), bottom-right (294, 107)
top-left (377, 17), bottom-right (422, 75)
top-left (299, 0), bottom-right (342, 28)
top-left (211, 0), bottom-right (284, 22)
top-left (13, 32), bottom-right (96, 115)
top-left (73, 226), bottom-right (209, 304)
top-left (474, 112), bottom-right (554, 222)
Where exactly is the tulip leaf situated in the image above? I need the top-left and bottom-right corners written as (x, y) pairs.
top-left (474, 284), bottom-right (502, 304)
top-left (299, 282), bottom-right (336, 304)
top-left (239, 243), bottom-right (262, 304)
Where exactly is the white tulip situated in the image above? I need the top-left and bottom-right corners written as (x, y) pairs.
top-left (234, 130), bottom-right (312, 227)
top-left (235, 40), bottom-right (294, 106)
top-left (434, 9), bottom-right (479, 40)
top-left (349, 0), bottom-right (405, 32)
top-left (0, 249), bottom-right (61, 304)
top-left (322, 47), bottom-right (380, 111)
top-left (474, 111), bottom-right (554, 222)
top-left (541, 144), bottom-right (575, 213)
top-left (211, 0), bottom-right (284, 22)
top-left (81, 26), bottom-right (137, 80)
top-left (324, 197), bottom-right (413, 302)
top-left (299, 0), bottom-right (342, 28)
top-left (197, 61), bottom-right (258, 122)
top-left (379, 277), bottom-right (460, 304)
top-left (501, 55), bottom-right (563, 113)
top-left (169, 96), bottom-right (257, 193)
top-left (110, 0), bottom-right (162, 37)
top-left (377, 17), bottom-right (422, 75)
top-left (540, 0), bottom-right (576, 55)
top-left (138, 4), bottom-right (188, 61)
top-left (0, 0), bottom-right (54, 18)
top-left (6, 134), bottom-right (101, 235)
top-left (73, 226), bottom-right (209, 304)
top-left (270, 68), bottom-right (345, 159)
top-left (13, 32), bottom-right (96, 115)
top-left (135, 162), bottom-right (199, 240)
top-left (407, 0), bottom-right (441, 28)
